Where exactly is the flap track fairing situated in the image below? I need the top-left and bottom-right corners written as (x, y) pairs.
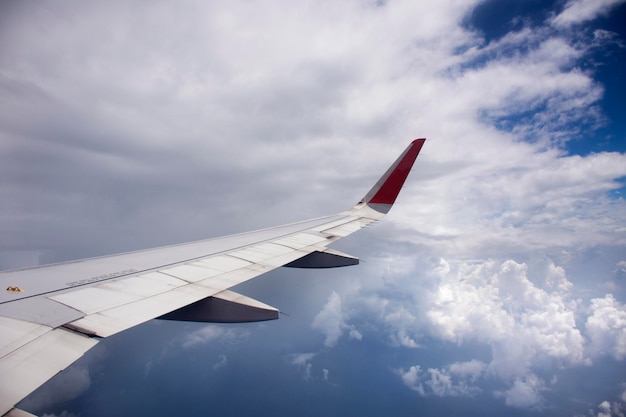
top-left (283, 249), bottom-right (359, 268)
top-left (157, 290), bottom-right (279, 323)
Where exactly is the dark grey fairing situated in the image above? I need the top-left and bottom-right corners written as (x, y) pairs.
top-left (284, 249), bottom-right (359, 268)
top-left (158, 294), bottom-right (279, 323)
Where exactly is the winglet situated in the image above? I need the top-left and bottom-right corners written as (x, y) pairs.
top-left (359, 138), bottom-right (425, 214)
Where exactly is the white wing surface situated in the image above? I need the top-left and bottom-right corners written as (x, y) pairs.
top-left (0, 139), bottom-right (425, 416)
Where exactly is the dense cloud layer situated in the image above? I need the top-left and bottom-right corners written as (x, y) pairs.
top-left (309, 253), bottom-right (626, 408)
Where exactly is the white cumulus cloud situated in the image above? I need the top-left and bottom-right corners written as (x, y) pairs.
top-left (499, 375), bottom-right (546, 409)
top-left (388, 258), bottom-right (585, 405)
top-left (312, 291), bottom-right (362, 347)
top-left (585, 295), bottom-right (626, 360)
top-left (425, 259), bottom-right (585, 375)
top-left (552, 0), bottom-right (626, 27)
top-left (324, 252), bottom-right (625, 409)
top-left (397, 360), bottom-right (486, 398)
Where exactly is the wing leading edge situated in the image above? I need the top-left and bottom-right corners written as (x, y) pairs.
top-left (0, 139), bottom-right (425, 416)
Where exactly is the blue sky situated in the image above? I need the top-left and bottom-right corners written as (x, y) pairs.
top-left (1, 0), bottom-right (625, 416)
top-left (469, 0), bottom-right (626, 156)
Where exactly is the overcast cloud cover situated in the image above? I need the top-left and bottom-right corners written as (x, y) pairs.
top-left (1, 0), bottom-right (625, 416)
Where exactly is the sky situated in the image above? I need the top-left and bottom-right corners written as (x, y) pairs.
top-left (1, 0), bottom-right (626, 416)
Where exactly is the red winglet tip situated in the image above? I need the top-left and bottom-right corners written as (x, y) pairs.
top-left (366, 139), bottom-right (425, 206)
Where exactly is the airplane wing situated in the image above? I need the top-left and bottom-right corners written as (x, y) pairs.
top-left (0, 139), bottom-right (425, 416)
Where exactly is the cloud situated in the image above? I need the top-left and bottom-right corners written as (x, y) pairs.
top-left (397, 361), bottom-right (486, 398)
top-left (287, 352), bottom-right (336, 384)
top-left (143, 359), bottom-right (154, 377)
top-left (425, 259), bottom-right (585, 371)
top-left (288, 352), bottom-right (317, 381)
top-left (311, 291), bottom-right (363, 347)
top-left (311, 291), bottom-right (346, 347)
top-left (395, 147), bottom-right (626, 261)
top-left (552, 0), bottom-right (626, 28)
top-left (322, 252), bottom-right (626, 408)
top-left (1, 0), bottom-right (624, 269)
top-left (585, 294), bottom-right (626, 360)
top-left (616, 261), bottom-right (626, 281)
top-left (397, 365), bottom-right (426, 396)
top-left (498, 375), bottom-right (546, 409)
top-left (312, 291), bottom-right (345, 347)
top-left (179, 325), bottom-right (248, 349)
top-left (448, 359), bottom-right (487, 382)
top-left (290, 352), bottom-right (317, 367)
top-left (593, 397), bottom-right (626, 417)
top-left (212, 354), bottom-right (228, 370)
top-left (389, 259), bottom-right (584, 404)
top-left (348, 328), bottom-right (363, 341)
